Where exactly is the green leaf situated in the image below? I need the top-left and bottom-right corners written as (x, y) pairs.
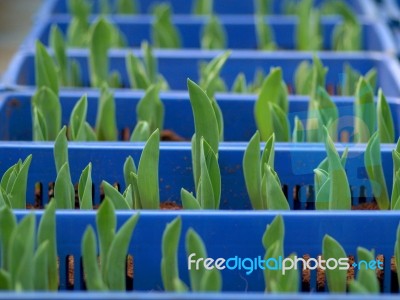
top-left (365, 68), bottom-right (377, 93)
top-left (185, 228), bottom-right (208, 291)
top-left (136, 85), bottom-right (164, 133)
top-left (377, 89), bottom-right (394, 143)
top-left (365, 131), bottom-right (390, 209)
top-left (89, 17), bottom-right (112, 87)
top-left (108, 71), bottom-right (122, 88)
top-left (262, 215), bottom-right (284, 250)
top-left (32, 107), bottom-right (47, 141)
top-left (137, 129), bottom-right (160, 209)
top-left (69, 94), bottom-right (88, 141)
top-left (323, 127), bottom-right (351, 209)
top-left (323, 235), bottom-right (347, 293)
top-left (50, 25), bottom-right (68, 86)
top-left (33, 241), bottom-right (49, 290)
top-left (331, 2), bottom-right (361, 51)
top-left (292, 116), bottom-right (304, 142)
top-left (96, 198), bottom-right (116, 284)
top-left (255, 0), bottom-right (272, 15)
top-left (116, 0), bottom-right (137, 14)
top-left (341, 63), bottom-right (360, 96)
top-left (192, 0), bottom-right (213, 14)
top-left (161, 216), bottom-right (182, 291)
top-left (32, 87), bottom-right (61, 141)
top-left (264, 164), bottom-right (289, 210)
top-left (349, 247), bottom-right (379, 294)
top-left (69, 59), bottom-right (82, 87)
top-left (152, 4), bottom-right (181, 48)
top-left (294, 61), bottom-right (312, 95)
top-left (188, 79), bottom-right (220, 188)
top-left (68, 0), bottom-right (91, 20)
top-left (123, 156), bottom-right (136, 194)
top-left (78, 163), bottom-right (93, 209)
top-left (104, 212), bottom-right (139, 290)
top-left (142, 42), bottom-right (157, 83)
top-left (96, 84), bottom-right (117, 141)
top-left (102, 181), bottom-right (130, 210)
top-left (243, 131), bottom-right (262, 209)
top-left (354, 77), bottom-right (376, 143)
top-left (296, 0), bottom-right (322, 50)
top-left (0, 206), bottom-right (17, 270)
top-left (130, 121), bottom-right (151, 142)
top-left (199, 51), bottom-right (231, 97)
top-left (100, 0), bottom-right (111, 14)
top-left (9, 214), bottom-right (35, 291)
top-left (231, 73), bottom-right (247, 93)
top-left (201, 15), bottom-right (226, 50)
top-left (199, 268), bottom-right (222, 291)
top-left (54, 126), bottom-right (69, 174)
top-left (81, 226), bottom-right (107, 291)
top-left (35, 41), bottom-right (59, 95)
top-left (315, 86), bottom-right (339, 142)
top-left (255, 15), bottom-right (276, 50)
top-left (7, 155), bottom-right (32, 209)
top-left (199, 138), bottom-right (220, 209)
top-left (37, 200), bottom-right (58, 290)
top-left (126, 52), bottom-right (150, 90)
top-left (392, 140), bottom-right (400, 210)
top-left (67, 17), bottom-right (90, 48)
top-left (54, 162), bottom-right (75, 209)
top-left (0, 270), bottom-right (11, 290)
top-left (84, 122), bottom-right (97, 141)
top-left (181, 188), bottom-right (201, 210)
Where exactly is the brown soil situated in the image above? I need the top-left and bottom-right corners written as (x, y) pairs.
top-left (352, 201), bottom-right (379, 210)
top-left (68, 255), bottom-right (74, 289)
top-left (161, 130), bottom-right (186, 142)
top-left (126, 255), bottom-right (134, 290)
top-left (160, 201), bottom-right (182, 210)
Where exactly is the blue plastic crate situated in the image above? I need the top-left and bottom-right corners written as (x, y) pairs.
top-left (0, 210), bottom-right (399, 296)
top-left (1, 90), bottom-right (400, 143)
top-left (23, 15), bottom-right (395, 52)
top-left (3, 50), bottom-right (400, 96)
top-left (35, 0), bottom-right (378, 17)
top-left (0, 142), bottom-right (395, 209)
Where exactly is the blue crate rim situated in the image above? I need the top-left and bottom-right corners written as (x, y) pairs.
top-left (3, 48), bottom-right (400, 91)
top-left (21, 14), bottom-right (396, 54)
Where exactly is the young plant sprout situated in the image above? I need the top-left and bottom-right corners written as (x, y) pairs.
top-left (68, 94), bottom-right (96, 141)
top-left (231, 72), bottom-right (248, 93)
top-left (0, 201), bottom-right (57, 291)
top-left (243, 131), bottom-right (289, 210)
top-left (123, 129), bottom-right (161, 209)
top-left (186, 79), bottom-right (220, 195)
top-left (152, 3), bottom-right (181, 49)
top-left (50, 25), bottom-right (68, 86)
top-left (201, 15), bottom-right (227, 50)
top-left (255, 15), bottom-right (276, 50)
top-left (81, 198), bottom-right (139, 290)
top-left (322, 235), bottom-right (347, 293)
top-left (96, 84), bottom-right (118, 141)
top-left (0, 155), bottom-right (32, 209)
top-left (126, 42), bottom-right (169, 90)
top-left (192, 0), bottom-right (213, 15)
top-left (377, 89), bottom-right (395, 143)
top-left (134, 84), bottom-right (164, 137)
top-left (296, 0), bottom-right (322, 51)
top-left (314, 127), bottom-right (351, 210)
top-left (35, 41), bottom-right (59, 96)
top-left (349, 248), bottom-right (380, 294)
top-left (161, 216), bottom-right (222, 292)
top-left (32, 87), bottom-right (62, 141)
top-left (341, 64), bottom-right (377, 96)
top-left (181, 138), bottom-right (221, 209)
top-left (292, 116), bottom-right (305, 142)
top-left (53, 126), bottom-right (75, 209)
top-left (116, 0), bottom-right (137, 14)
top-left (331, 2), bottom-right (361, 51)
top-left (391, 139), bottom-right (400, 210)
top-left (78, 163), bottom-right (93, 209)
top-left (354, 77), bottom-right (376, 143)
top-left (67, 0), bottom-right (91, 46)
top-left (254, 67), bottom-right (290, 142)
top-left (262, 215), bottom-right (298, 292)
top-left (365, 132), bottom-right (390, 210)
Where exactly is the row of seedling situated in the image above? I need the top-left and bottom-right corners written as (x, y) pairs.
top-left (49, 0), bottom-right (361, 51)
